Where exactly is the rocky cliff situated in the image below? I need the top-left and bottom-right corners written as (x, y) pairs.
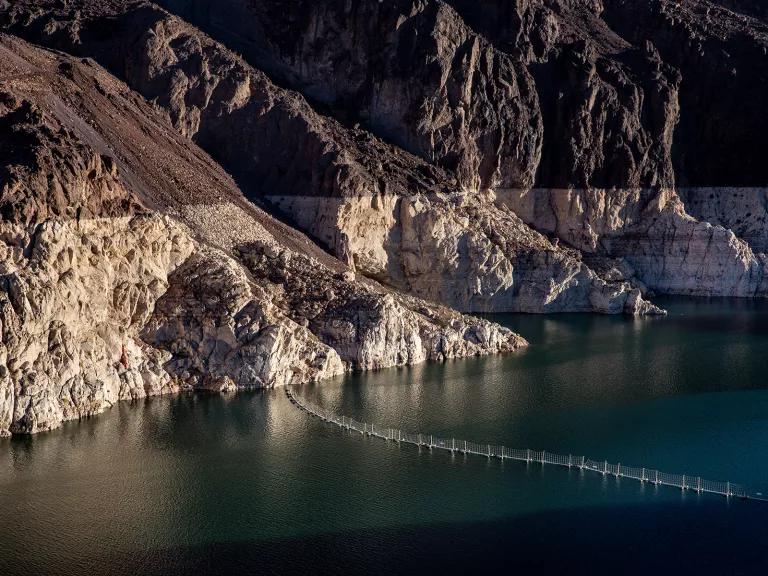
top-left (0, 33), bottom-right (523, 436)
top-left (437, 0), bottom-right (768, 295)
top-left (106, 0), bottom-right (768, 299)
top-left (1, 0), bottom-right (767, 434)
top-left (712, 0), bottom-right (768, 21)
top-left (1, 0), bottom-right (662, 315)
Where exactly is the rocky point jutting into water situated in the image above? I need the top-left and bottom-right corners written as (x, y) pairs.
top-left (0, 0), bottom-right (767, 434)
top-left (0, 33), bottom-right (522, 436)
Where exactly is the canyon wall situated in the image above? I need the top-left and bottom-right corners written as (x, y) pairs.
top-left (2, 0), bottom-right (768, 434)
top-left (2, 0), bottom-right (659, 315)
top-left (0, 33), bottom-right (523, 435)
top-left (149, 0), bottom-right (768, 297)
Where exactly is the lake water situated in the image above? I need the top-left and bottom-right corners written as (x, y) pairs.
top-left (1, 297), bottom-right (767, 575)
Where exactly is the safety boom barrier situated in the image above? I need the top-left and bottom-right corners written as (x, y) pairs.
top-left (285, 387), bottom-right (766, 502)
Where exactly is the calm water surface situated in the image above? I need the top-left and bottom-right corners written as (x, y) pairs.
top-left (1, 297), bottom-right (767, 575)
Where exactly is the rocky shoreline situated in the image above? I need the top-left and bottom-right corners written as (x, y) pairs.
top-left (1, 1), bottom-right (767, 435)
top-left (0, 34), bottom-right (524, 436)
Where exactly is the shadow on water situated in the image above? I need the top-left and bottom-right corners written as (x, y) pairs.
top-left (3, 297), bottom-right (768, 575)
top-left (3, 500), bottom-right (767, 576)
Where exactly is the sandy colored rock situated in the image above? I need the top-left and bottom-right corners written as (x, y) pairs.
top-left (2, 0), bottom-right (768, 435)
top-left (0, 33), bottom-right (525, 435)
top-left (0, 0), bottom-right (663, 315)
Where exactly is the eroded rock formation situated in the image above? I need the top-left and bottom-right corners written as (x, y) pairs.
top-left (159, 0), bottom-right (544, 192)
top-left (1, 0), bottom-right (661, 315)
top-left (127, 0), bottom-right (768, 299)
top-left (1, 0), bottom-right (767, 435)
top-left (0, 33), bottom-right (523, 435)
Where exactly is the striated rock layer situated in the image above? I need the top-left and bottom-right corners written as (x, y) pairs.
top-left (0, 33), bottom-right (524, 436)
top-left (2, 0), bottom-right (768, 434)
top-left (1, 0), bottom-right (661, 316)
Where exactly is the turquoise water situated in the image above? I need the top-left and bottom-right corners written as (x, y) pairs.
top-left (1, 297), bottom-right (767, 574)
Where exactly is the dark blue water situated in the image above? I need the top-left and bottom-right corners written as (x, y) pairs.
top-left (1, 297), bottom-right (767, 575)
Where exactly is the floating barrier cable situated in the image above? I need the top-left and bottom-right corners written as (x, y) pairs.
top-left (286, 387), bottom-right (767, 502)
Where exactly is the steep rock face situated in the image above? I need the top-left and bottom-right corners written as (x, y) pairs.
top-left (271, 190), bottom-right (660, 314)
top-left (602, 0), bottom-right (768, 187)
top-left (0, 33), bottom-right (525, 435)
top-left (601, 198), bottom-right (768, 296)
top-left (238, 240), bottom-right (527, 369)
top-left (449, 0), bottom-right (768, 188)
top-left (151, 0), bottom-right (762, 303)
top-left (0, 215), bottom-right (193, 435)
top-left (1, 0), bottom-right (656, 315)
top-left (497, 188), bottom-right (672, 253)
top-left (450, 0), bottom-right (679, 190)
top-left (711, 0), bottom-right (768, 21)
top-left (446, 0), bottom-right (768, 296)
top-left (679, 188), bottom-right (768, 254)
top-left (499, 187), bottom-right (768, 296)
top-left (530, 40), bottom-right (679, 190)
top-left (158, 0), bottom-right (543, 191)
top-left (446, 0), bottom-right (683, 233)
top-left (447, 0), bottom-right (612, 60)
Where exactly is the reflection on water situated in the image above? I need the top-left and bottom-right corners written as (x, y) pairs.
top-left (1, 297), bottom-right (768, 575)
top-left (305, 297), bottom-right (768, 488)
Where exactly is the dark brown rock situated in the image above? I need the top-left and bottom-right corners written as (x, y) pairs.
top-left (602, 0), bottom-right (768, 187)
top-left (156, 0), bottom-right (545, 191)
top-left (0, 95), bottom-right (142, 224)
